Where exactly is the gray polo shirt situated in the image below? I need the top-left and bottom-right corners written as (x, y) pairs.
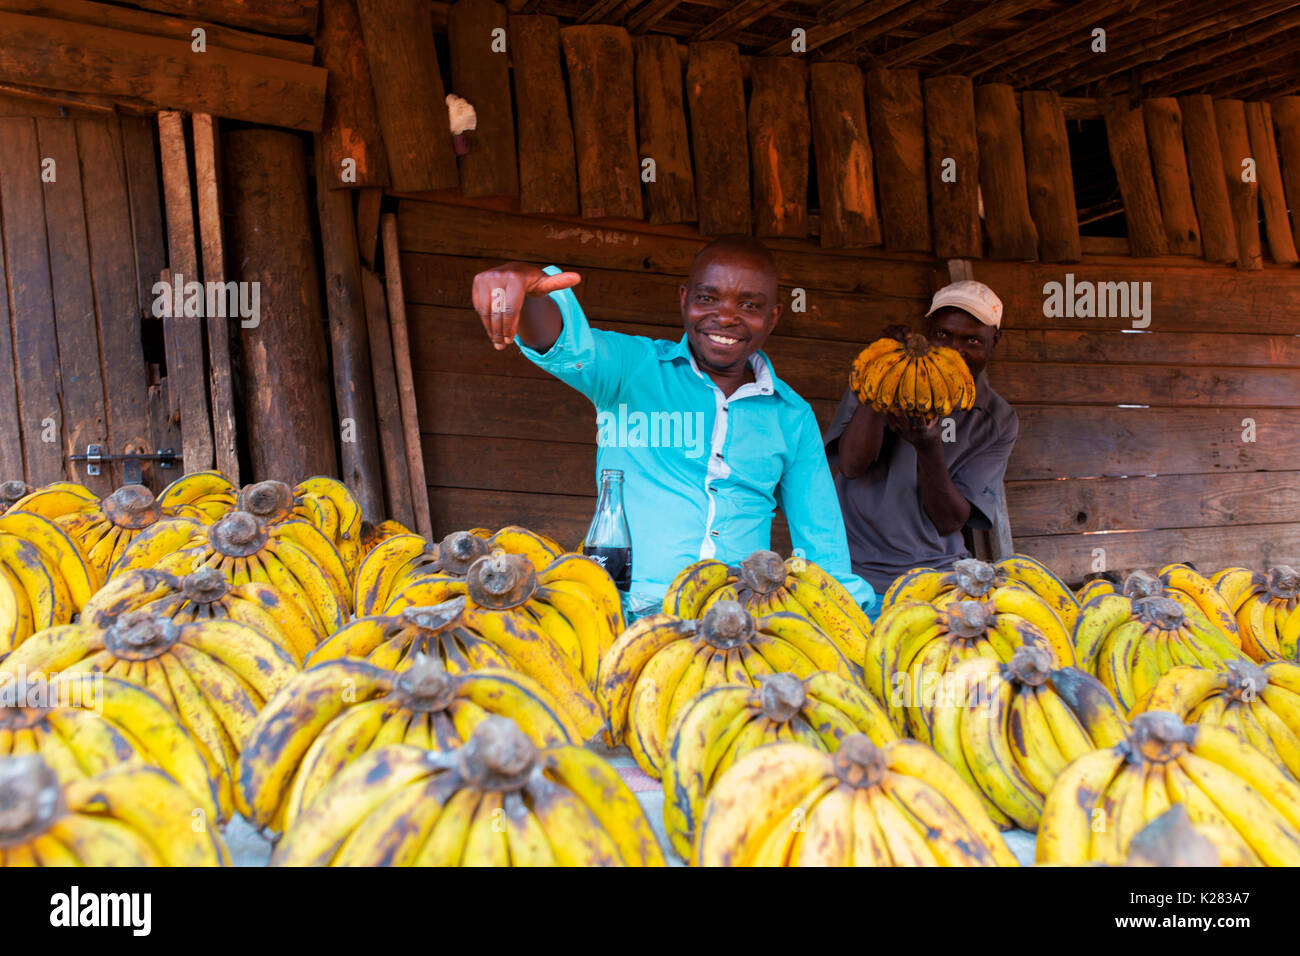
top-left (823, 370), bottom-right (1018, 594)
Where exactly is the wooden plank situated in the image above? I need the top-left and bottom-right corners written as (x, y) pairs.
top-left (747, 56), bottom-right (809, 238)
top-left (632, 33), bottom-right (696, 225)
top-left (1272, 96), bottom-right (1300, 255)
top-left (222, 128), bottom-right (335, 483)
top-left (428, 486), bottom-right (591, 546)
top-left (0, 87), bottom-right (115, 118)
top-left (119, 116), bottom-right (169, 323)
top-left (810, 62), bottom-right (880, 249)
top-left (146, 369), bottom-right (182, 493)
top-left (975, 83), bottom-right (1038, 260)
top-left (0, 0), bottom-right (315, 62)
top-left (1016, 523), bottom-right (1300, 586)
top-left (355, 0), bottom-right (457, 192)
top-left (1104, 101), bottom-right (1169, 258)
top-left (1008, 471), bottom-right (1300, 537)
top-left (0, 12), bottom-right (326, 131)
top-left (191, 114), bottom-right (239, 485)
top-left (1214, 98), bottom-right (1263, 270)
top-left (315, 0), bottom-right (389, 189)
top-left (508, 14), bottom-right (578, 216)
top-left (866, 68), bottom-right (929, 252)
top-left (157, 111), bottom-right (214, 473)
top-left (76, 117), bottom-right (154, 486)
top-left (1245, 101), bottom-right (1299, 265)
top-left (0, 176), bottom-right (22, 481)
top-left (35, 118), bottom-right (110, 494)
top-left (104, 0), bottom-right (318, 36)
top-left (0, 118), bottom-right (64, 484)
top-left (685, 42), bottom-right (749, 235)
top-left (1141, 98), bottom-right (1202, 256)
top-left (424, 434), bottom-right (594, 497)
top-left (381, 214), bottom-right (433, 538)
top-left (355, 187), bottom-right (383, 271)
top-left (560, 25), bottom-right (642, 220)
top-left (447, 0), bottom-right (517, 199)
top-left (361, 267), bottom-right (415, 529)
top-left (315, 141), bottom-right (384, 521)
top-left (1178, 94), bottom-right (1239, 264)
top-left (1021, 90), bottom-right (1080, 263)
top-left (922, 75), bottom-right (981, 259)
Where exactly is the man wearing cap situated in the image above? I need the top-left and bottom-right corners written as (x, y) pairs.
top-left (823, 280), bottom-right (1019, 613)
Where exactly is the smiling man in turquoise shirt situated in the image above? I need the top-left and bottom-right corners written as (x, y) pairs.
top-left (470, 237), bottom-right (875, 613)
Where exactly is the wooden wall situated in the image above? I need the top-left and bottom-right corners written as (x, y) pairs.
top-left (398, 196), bottom-right (1300, 583)
top-left (0, 97), bottom-right (173, 493)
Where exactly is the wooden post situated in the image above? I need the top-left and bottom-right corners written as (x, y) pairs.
top-left (315, 0), bottom-right (389, 189)
top-left (1021, 90), bottom-right (1080, 262)
top-left (355, 187), bottom-right (383, 270)
top-left (360, 267), bottom-right (415, 529)
top-left (36, 118), bottom-right (111, 495)
top-left (157, 111), bottom-right (215, 473)
top-left (867, 68), bottom-right (930, 252)
top-left (1214, 98), bottom-right (1263, 270)
top-left (1179, 94), bottom-right (1238, 263)
top-left (810, 61), bottom-right (881, 248)
top-left (508, 14), bottom-right (578, 216)
top-left (975, 83), bottom-right (1038, 260)
top-left (632, 34), bottom-right (696, 225)
top-left (448, 0), bottom-right (518, 198)
top-left (560, 26), bottom-right (642, 220)
top-left (315, 142), bottom-right (385, 520)
top-left (1244, 101), bottom-right (1298, 265)
top-left (119, 116), bottom-right (169, 329)
top-left (380, 214), bottom-right (432, 539)
top-left (192, 114), bottom-right (240, 485)
top-left (1271, 96), bottom-right (1300, 254)
top-left (1141, 98), bottom-right (1202, 256)
top-left (748, 57), bottom-right (809, 238)
top-left (923, 75), bottom-right (981, 259)
top-left (1103, 101), bottom-right (1168, 258)
top-left (686, 42), bottom-right (750, 236)
top-left (355, 0), bottom-right (458, 192)
top-left (0, 203), bottom-right (21, 479)
top-left (77, 117), bottom-right (154, 486)
top-left (223, 128), bottom-right (336, 483)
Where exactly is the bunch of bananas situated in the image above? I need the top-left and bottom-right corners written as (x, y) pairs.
top-left (1, 610), bottom-right (298, 820)
top-left (1039, 710), bottom-right (1300, 865)
top-left (0, 754), bottom-right (227, 866)
top-left (865, 598), bottom-right (1070, 738)
top-left (599, 600), bottom-right (857, 778)
top-left (1133, 660), bottom-right (1300, 779)
top-left (0, 673), bottom-right (219, 822)
top-left (112, 510), bottom-right (350, 636)
top-left (695, 734), bottom-right (1017, 866)
top-left (883, 555), bottom-right (1080, 634)
top-left (236, 478), bottom-right (364, 579)
top-left (1076, 572), bottom-right (1123, 606)
top-left (0, 479), bottom-right (33, 514)
top-left (661, 672), bottom-right (896, 858)
top-left (1074, 590), bottom-right (1247, 713)
top-left (1077, 566), bottom-right (1241, 640)
top-left (353, 530), bottom-right (472, 615)
top-left (359, 518), bottom-right (413, 556)
top-left (0, 506), bottom-right (100, 651)
top-left (475, 525), bottom-right (568, 571)
top-left (848, 333), bottom-right (975, 417)
top-left (316, 551), bottom-right (619, 743)
top-left (271, 716), bottom-right (665, 866)
top-left (7, 483), bottom-right (163, 580)
top-left (926, 646), bottom-right (1129, 831)
top-left (156, 470), bottom-right (237, 522)
top-left (240, 655), bottom-right (581, 833)
top-left (82, 567), bottom-right (320, 661)
top-left (663, 550), bottom-right (872, 666)
top-left (1214, 565), bottom-right (1300, 662)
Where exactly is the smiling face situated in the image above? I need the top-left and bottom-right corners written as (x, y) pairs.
top-left (926, 307), bottom-right (999, 379)
top-left (679, 246), bottom-right (781, 377)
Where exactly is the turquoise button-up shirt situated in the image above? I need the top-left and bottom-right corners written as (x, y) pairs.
top-left (516, 266), bottom-right (875, 608)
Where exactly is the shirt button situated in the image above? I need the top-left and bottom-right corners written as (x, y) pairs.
top-left (575, 362), bottom-right (583, 369)
top-left (722, 404), bottom-right (729, 412)
top-left (708, 486), bottom-right (717, 493)
top-left (709, 530), bottom-right (719, 537)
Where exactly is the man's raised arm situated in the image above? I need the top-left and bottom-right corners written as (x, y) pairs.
top-left (471, 261), bottom-right (581, 353)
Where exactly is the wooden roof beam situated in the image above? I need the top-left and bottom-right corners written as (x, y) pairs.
top-left (693, 0), bottom-right (789, 41)
top-left (875, 0), bottom-right (1045, 69)
top-left (819, 0), bottom-right (952, 61)
top-left (625, 0), bottom-right (682, 32)
top-left (576, 0), bottom-right (637, 23)
top-left (1137, 6), bottom-right (1300, 85)
top-left (760, 0), bottom-right (910, 55)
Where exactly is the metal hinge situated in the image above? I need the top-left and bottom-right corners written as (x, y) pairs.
top-left (69, 445), bottom-right (179, 485)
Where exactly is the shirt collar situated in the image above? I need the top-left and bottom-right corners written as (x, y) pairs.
top-left (672, 335), bottom-right (788, 399)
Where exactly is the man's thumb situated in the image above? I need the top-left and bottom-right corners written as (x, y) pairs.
top-left (530, 271), bottom-right (582, 295)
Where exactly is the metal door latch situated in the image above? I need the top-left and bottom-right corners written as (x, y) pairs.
top-left (69, 445), bottom-right (180, 485)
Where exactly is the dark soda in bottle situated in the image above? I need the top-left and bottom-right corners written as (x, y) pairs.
top-left (581, 469), bottom-right (632, 592)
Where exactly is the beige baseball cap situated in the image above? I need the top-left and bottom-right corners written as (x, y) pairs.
top-left (926, 280), bottom-right (1003, 328)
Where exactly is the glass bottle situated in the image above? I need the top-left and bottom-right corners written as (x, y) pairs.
top-left (581, 469), bottom-right (632, 592)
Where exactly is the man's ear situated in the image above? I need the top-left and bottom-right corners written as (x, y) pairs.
top-left (679, 283), bottom-right (688, 314)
